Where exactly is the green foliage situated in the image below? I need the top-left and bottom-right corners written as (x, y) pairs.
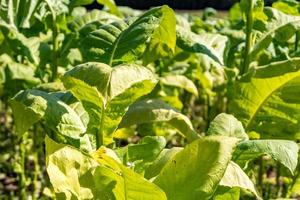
top-left (2, 0), bottom-right (300, 199)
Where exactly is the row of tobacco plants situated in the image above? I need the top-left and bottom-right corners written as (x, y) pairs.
top-left (1, 0), bottom-right (300, 199)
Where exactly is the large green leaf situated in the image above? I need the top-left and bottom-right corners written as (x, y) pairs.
top-left (80, 6), bottom-right (176, 65)
top-left (119, 99), bottom-right (199, 142)
top-left (229, 58), bottom-right (300, 139)
top-left (233, 140), bottom-right (299, 174)
top-left (46, 137), bottom-right (167, 200)
top-left (218, 161), bottom-right (260, 199)
top-left (207, 113), bottom-right (249, 142)
top-left (62, 62), bottom-right (157, 147)
top-left (153, 136), bottom-right (238, 200)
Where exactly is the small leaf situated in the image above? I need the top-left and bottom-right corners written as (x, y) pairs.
top-left (160, 75), bottom-right (198, 96)
top-left (207, 113), bottom-right (248, 142)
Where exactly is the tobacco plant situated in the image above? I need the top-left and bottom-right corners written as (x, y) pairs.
top-left (1, 0), bottom-right (300, 199)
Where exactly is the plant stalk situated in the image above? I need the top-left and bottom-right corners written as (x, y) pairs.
top-left (276, 162), bottom-right (281, 198)
top-left (286, 168), bottom-right (300, 198)
top-left (45, 0), bottom-right (59, 82)
top-left (32, 125), bottom-right (40, 200)
top-left (205, 93), bottom-right (211, 131)
top-left (241, 0), bottom-right (254, 75)
top-left (18, 132), bottom-right (28, 200)
top-left (258, 157), bottom-right (264, 194)
top-left (96, 109), bottom-right (105, 148)
top-left (295, 31), bottom-right (299, 52)
top-left (51, 23), bottom-right (58, 82)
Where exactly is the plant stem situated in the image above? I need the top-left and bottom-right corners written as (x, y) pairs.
top-left (295, 31), bottom-right (299, 52)
top-left (258, 157), bottom-right (264, 194)
top-left (96, 109), bottom-right (105, 148)
top-left (45, 0), bottom-right (59, 82)
top-left (241, 0), bottom-right (254, 75)
top-left (18, 133), bottom-right (28, 200)
top-left (205, 93), bottom-right (211, 131)
top-left (32, 125), bottom-right (40, 200)
top-left (286, 168), bottom-right (299, 198)
top-left (51, 23), bottom-right (58, 82)
top-left (276, 162), bottom-right (281, 198)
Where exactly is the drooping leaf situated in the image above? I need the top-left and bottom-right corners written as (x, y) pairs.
top-left (233, 140), bottom-right (299, 174)
top-left (160, 74), bottom-right (198, 96)
top-left (219, 161), bottom-right (260, 199)
top-left (46, 137), bottom-right (167, 200)
top-left (153, 136), bottom-right (238, 200)
top-left (10, 89), bottom-right (91, 150)
top-left (207, 113), bottom-right (248, 142)
top-left (63, 62), bottom-right (157, 146)
top-left (119, 99), bottom-right (199, 142)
